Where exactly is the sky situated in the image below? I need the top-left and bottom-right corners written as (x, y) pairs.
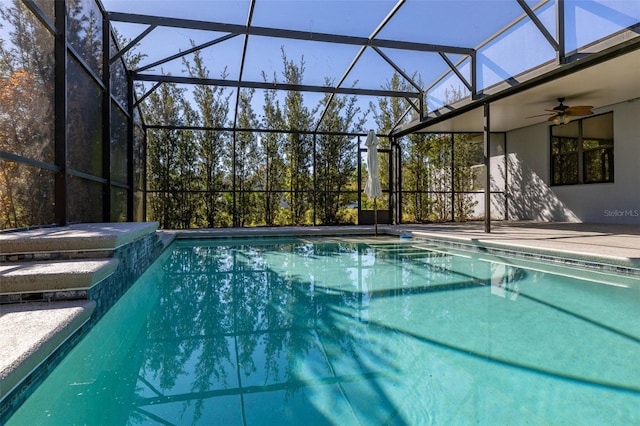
top-left (98, 0), bottom-right (640, 132)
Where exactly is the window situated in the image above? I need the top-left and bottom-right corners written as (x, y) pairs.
top-left (551, 113), bottom-right (613, 185)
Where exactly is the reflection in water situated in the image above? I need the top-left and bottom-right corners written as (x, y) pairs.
top-left (7, 239), bottom-right (640, 425)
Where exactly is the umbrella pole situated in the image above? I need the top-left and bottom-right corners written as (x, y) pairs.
top-left (374, 197), bottom-right (378, 236)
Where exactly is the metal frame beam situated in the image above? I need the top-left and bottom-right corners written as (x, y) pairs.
top-left (134, 73), bottom-right (421, 99)
top-left (389, 103), bottom-right (416, 134)
top-left (54, 0), bottom-right (67, 226)
top-left (516, 0), bottom-right (559, 52)
top-left (483, 103), bottom-right (491, 233)
top-left (127, 72), bottom-right (135, 221)
top-left (23, 0), bottom-right (55, 36)
top-left (395, 34), bottom-right (640, 137)
top-left (135, 33), bottom-right (239, 73)
top-left (231, 0), bottom-right (256, 227)
top-left (108, 12), bottom-right (474, 55)
top-left (134, 81), bottom-right (163, 108)
top-left (313, 48), bottom-right (365, 132)
top-left (314, 0), bottom-right (408, 132)
top-left (556, 0), bottom-right (566, 64)
top-left (102, 12), bottom-right (112, 221)
top-left (438, 52), bottom-right (472, 93)
top-left (110, 24), bottom-right (157, 65)
top-left (144, 125), bottom-right (371, 137)
top-left (372, 46), bottom-right (422, 92)
top-left (423, 0), bottom-right (552, 112)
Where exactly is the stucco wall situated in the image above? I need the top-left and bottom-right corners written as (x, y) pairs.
top-left (505, 98), bottom-right (640, 224)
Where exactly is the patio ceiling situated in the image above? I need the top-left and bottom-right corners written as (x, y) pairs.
top-left (102, 0), bottom-right (640, 135)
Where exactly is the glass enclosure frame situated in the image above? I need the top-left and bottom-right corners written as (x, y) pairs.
top-left (1, 0), bottom-right (637, 229)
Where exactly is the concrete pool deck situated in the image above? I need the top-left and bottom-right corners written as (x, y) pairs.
top-left (392, 221), bottom-right (640, 269)
top-left (3, 220), bottom-right (640, 407)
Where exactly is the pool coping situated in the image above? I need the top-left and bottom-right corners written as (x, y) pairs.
top-left (0, 222), bottom-right (159, 256)
top-left (166, 223), bottom-right (640, 276)
top-left (401, 229), bottom-right (640, 275)
top-left (0, 300), bottom-right (95, 401)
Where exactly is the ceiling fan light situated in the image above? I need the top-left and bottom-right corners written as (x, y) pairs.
top-left (553, 116), bottom-right (561, 125)
top-left (563, 115), bottom-right (570, 124)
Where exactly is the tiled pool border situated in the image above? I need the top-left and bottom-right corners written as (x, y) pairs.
top-left (176, 230), bottom-right (640, 277)
top-left (404, 232), bottom-right (640, 277)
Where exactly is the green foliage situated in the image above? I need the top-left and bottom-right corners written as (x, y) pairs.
top-left (0, 0), bottom-right (485, 230)
top-left (143, 83), bottom-right (192, 228)
top-left (184, 49), bottom-right (232, 228)
top-left (316, 79), bottom-right (367, 224)
top-left (371, 73), bottom-right (481, 223)
top-left (281, 50), bottom-right (314, 225)
top-left (258, 76), bottom-right (285, 226)
top-left (452, 134), bottom-right (481, 221)
top-left (0, 0), bottom-right (55, 228)
top-left (234, 89), bottom-right (261, 227)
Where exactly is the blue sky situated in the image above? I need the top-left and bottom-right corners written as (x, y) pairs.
top-left (99, 0), bottom-right (640, 131)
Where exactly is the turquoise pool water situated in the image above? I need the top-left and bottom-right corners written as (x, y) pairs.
top-left (6, 237), bottom-right (640, 425)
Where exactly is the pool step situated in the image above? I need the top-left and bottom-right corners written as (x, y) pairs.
top-left (0, 259), bottom-right (119, 303)
top-left (0, 222), bottom-right (160, 303)
top-left (0, 299), bottom-right (96, 401)
top-left (0, 222), bottom-right (159, 260)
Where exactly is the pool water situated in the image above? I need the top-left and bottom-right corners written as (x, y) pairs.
top-left (7, 237), bottom-right (640, 425)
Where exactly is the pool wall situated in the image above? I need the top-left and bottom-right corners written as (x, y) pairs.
top-left (88, 231), bottom-right (166, 319)
top-left (0, 230), bottom-right (166, 422)
top-left (407, 231), bottom-right (640, 275)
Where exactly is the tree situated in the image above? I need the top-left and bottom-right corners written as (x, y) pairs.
top-left (281, 50), bottom-right (315, 225)
top-left (175, 104), bottom-right (200, 228)
top-left (370, 73), bottom-right (415, 213)
top-left (234, 88), bottom-right (260, 227)
top-left (425, 134), bottom-right (453, 222)
top-left (315, 80), bottom-right (367, 224)
top-left (67, 0), bottom-right (102, 77)
top-left (183, 49), bottom-right (232, 228)
top-left (142, 81), bottom-right (190, 228)
top-left (0, 0), bottom-right (55, 229)
top-left (258, 76), bottom-right (285, 226)
top-left (371, 73), bottom-right (414, 142)
top-left (453, 134), bottom-right (480, 221)
top-left (402, 133), bottom-right (433, 222)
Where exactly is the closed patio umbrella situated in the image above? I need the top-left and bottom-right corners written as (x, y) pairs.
top-left (364, 130), bottom-right (382, 235)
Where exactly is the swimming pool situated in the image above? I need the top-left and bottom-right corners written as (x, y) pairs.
top-left (6, 237), bottom-right (640, 424)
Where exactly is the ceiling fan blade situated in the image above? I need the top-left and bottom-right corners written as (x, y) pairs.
top-left (567, 110), bottom-right (594, 117)
top-left (526, 113), bottom-right (554, 118)
top-left (537, 99), bottom-right (594, 121)
top-left (565, 106), bottom-right (594, 115)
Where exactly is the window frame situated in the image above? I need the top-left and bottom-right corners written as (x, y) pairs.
top-left (550, 112), bottom-right (614, 186)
